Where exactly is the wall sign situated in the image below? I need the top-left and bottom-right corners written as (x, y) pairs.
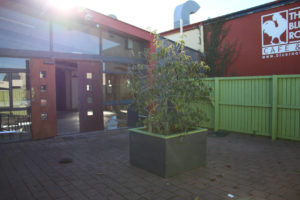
top-left (261, 6), bottom-right (300, 59)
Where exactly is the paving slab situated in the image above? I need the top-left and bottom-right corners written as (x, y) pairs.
top-left (0, 130), bottom-right (300, 200)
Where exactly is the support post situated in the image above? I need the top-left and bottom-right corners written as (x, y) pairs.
top-left (272, 75), bottom-right (278, 140)
top-left (214, 78), bottom-right (219, 132)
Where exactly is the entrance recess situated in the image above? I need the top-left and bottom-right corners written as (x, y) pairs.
top-left (77, 61), bottom-right (104, 132)
top-left (30, 59), bottom-right (57, 140)
top-left (55, 61), bottom-right (79, 135)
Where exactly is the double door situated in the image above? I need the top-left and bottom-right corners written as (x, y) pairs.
top-left (30, 58), bottom-right (103, 140)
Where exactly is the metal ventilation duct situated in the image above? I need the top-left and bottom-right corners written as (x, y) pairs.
top-left (174, 0), bottom-right (200, 29)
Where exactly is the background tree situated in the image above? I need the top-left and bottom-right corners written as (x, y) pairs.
top-left (203, 20), bottom-right (239, 77)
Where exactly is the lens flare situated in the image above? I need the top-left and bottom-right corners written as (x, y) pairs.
top-left (47, 0), bottom-right (79, 11)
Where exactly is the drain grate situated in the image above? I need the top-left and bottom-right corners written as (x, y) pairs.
top-left (59, 158), bottom-right (73, 164)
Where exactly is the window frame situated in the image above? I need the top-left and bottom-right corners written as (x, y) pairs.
top-left (101, 28), bottom-right (147, 59)
top-left (0, 67), bottom-right (29, 112)
top-left (0, 2), bottom-right (148, 65)
top-left (103, 62), bottom-right (134, 106)
top-left (51, 19), bottom-right (101, 55)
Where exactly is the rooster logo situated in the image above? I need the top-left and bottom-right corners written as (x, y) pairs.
top-left (262, 12), bottom-right (288, 45)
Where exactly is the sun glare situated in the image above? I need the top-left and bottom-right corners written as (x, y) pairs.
top-left (47, 0), bottom-right (80, 11)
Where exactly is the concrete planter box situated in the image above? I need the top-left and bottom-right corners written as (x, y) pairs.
top-left (129, 127), bottom-right (207, 178)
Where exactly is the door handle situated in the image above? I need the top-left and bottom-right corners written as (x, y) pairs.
top-left (31, 87), bottom-right (35, 102)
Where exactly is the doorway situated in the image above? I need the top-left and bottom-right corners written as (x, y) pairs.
top-left (55, 61), bottom-right (79, 135)
top-left (29, 59), bottom-right (104, 140)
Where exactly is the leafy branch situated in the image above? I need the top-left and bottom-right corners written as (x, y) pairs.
top-left (128, 34), bottom-right (212, 135)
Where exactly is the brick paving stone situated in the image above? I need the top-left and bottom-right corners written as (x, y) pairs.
top-left (113, 185), bottom-right (132, 195)
top-left (141, 191), bottom-right (158, 200)
top-left (156, 190), bottom-right (176, 199)
top-left (65, 190), bottom-right (89, 200)
top-left (248, 189), bottom-right (270, 199)
top-left (279, 189), bottom-right (300, 200)
top-left (174, 188), bottom-right (191, 197)
top-left (55, 197), bottom-right (72, 200)
top-left (0, 130), bottom-right (300, 200)
top-left (32, 192), bottom-right (53, 200)
top-left (128, 186), bottom-right (147, 195)
top-left (81, 188), bottom-right (99, 198)
top-left (266, 194), bottom-right (286, 200)
top-left (123, 192), bottom-right (141, 200)
top-left (0, 193), bottom-right (17, 200)
top-left (60, 184), bottom-right (78, 193)
top-left (136, 197), bottom-right (149, 200)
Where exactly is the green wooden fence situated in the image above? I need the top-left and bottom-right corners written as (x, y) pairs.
top-left (0, 89), bottom-right (27, 110)
top-left (200, 75), bottom-right (300, 141)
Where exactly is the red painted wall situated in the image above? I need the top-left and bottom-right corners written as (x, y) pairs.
top-left (223, 2), bottom-right (300, 76)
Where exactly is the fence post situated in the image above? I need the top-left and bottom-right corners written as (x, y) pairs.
top-left (214, 78), bottom-right (219, 132)
top-left (272, 75), bottom-right (278, 140)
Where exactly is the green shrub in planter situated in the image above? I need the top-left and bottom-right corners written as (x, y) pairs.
top-left (128, 35), bottom-right (212, 177)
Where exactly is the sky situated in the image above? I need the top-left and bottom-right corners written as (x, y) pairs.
top-left (51, 0), bottom-right (275, 33)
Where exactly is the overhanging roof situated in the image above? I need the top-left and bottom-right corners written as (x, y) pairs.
top-left (0, 0), bottom-right (153, 41)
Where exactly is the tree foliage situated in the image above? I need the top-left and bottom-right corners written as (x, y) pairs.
top-left (203, 20), bottom-right (239, 77)
top-left (128, 35), bottom-right (212, 135)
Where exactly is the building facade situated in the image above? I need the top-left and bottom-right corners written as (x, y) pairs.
top-left (0, 0), bottom-right (155, 140)
top-left (161, 0), bottom-right (300, 76)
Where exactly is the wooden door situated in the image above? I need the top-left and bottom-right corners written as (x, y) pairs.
top-left (77, 61), bottom-right (104, 132)
top-left (30, 59), bottom-right (57, 140)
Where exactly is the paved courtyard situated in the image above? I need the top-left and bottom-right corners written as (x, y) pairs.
top-left (0, 130), bottom-right (299, 200)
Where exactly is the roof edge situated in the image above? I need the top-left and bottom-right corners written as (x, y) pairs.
top-left (161, 22), bottom-right (203, 36)
top-left (160, 0), bottom-right (298, 36)
top-left (203, 0), bottom-right (298, 25)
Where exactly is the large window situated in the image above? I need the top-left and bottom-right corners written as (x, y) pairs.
top-left (103, 62), bottom-right (134, 130)
top-left (0, 58), bottom-right (29, 110)
top-left (12, 72), bottom-right (28, 108)
top-left (53, 21), bottom-right (100, 55)
top-left (0, 73), bottom-right (10, 107)
top-left (0, 57), bottom-right (30, 133)
top-left (103, 63), bottom-right (133, 102)
top-left (104, 105), bottom-right (129, 130)
top-left (0, 7), bottom-right (50, 51)
top-left (102, 30), bottom-right (146, 58)
top-left (0, 57), bottom-right (28, 69)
